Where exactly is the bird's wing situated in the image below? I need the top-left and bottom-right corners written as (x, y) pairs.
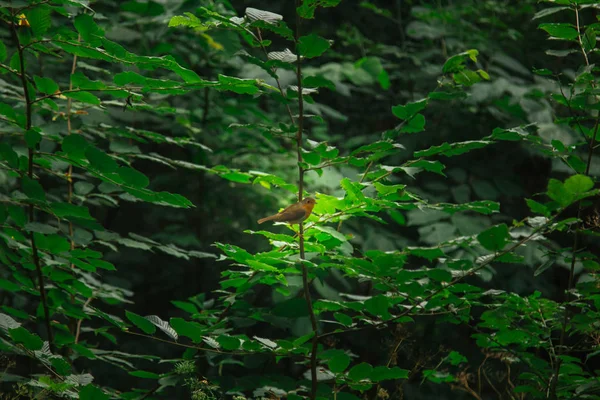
top-left (280, 202), bottom-right (298, 213)
top-left (275, 208), bottom-right (305, 222)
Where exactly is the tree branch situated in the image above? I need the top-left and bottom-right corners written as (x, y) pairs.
top-left (10, 12), bottom-right (54, 352)
top-left (294, 3), bottom-right (318, 399)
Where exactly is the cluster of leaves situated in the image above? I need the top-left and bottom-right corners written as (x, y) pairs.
top-left (0, 1), bottom-right (599, 400)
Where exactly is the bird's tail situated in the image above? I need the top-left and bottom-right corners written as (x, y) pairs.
top-left (257, 215), bottom-right (277, 224)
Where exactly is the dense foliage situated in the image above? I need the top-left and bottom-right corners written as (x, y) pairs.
top-left (0, 1), bottom-right (599, 399)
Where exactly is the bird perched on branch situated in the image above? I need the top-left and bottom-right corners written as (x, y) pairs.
top-left (257, 197), bottom-right (316, 224)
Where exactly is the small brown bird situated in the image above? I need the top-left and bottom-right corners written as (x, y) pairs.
top-left (257, 197), bottom-right (316, 224)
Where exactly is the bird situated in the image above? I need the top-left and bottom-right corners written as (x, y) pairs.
top-left (257, 197), bottom-right (316, 224)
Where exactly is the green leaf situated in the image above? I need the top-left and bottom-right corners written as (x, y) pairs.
top-left (304, 75), bottom-right (336, 90)
top-left (526, 199), bottom-right (550, 217)
top-left (0, 143), bottom-right (19, 168)
top-left (443, 50), bottom-right (478, 73)
top-left (8, 205), bottom-right (27, 227)
top-left (364, 295), bottom-right (391, 320)
top-left (171, 301), bottom-right (198, 314)
top-left (329, 353), bottom-right (351, 373)
top-left (371, 366), bottom-right (409, 381)
top-left (8, 327), bottom-right (43, 350)
top-left (88, 259), bottom-right (116, 271)
top-left (407, 247), bottom-right (444, 260)
top-left (415, 141), bottom-right (491, 158)
top-left (0, 279), bottom-right (20, 292)
top-left (85, 146), bottom-right (119, 173)
top-left (547, 179), bottom-right (573, 207)
top-left (297, 34), bottom-right (331, 58)
top-left (35, 233), bottom-right (71, 254)
top-left (79, 384), bottom-right (109, 400)
top-left (118, 167), bottom-right (150, 188)
top-left (399, 114), bottom-right (426, 133)
top-left (408, 160), bottom-right (445, 176)
top-left (391, 99), bottom-right (427, 120)
top-left (22, 176), bottom-right (46, 202)
top-left (301, 149), bottom-right (321, 165)
top-left (216, 335), bottom-right (241, 350)
top-left (217, 75), bottom-right (259, 94)
top-left (297, 0), bottom-right (341, 19)
top-left (331, 313), bottom-right (351, 328)
top-left (564, 174), bottom-right (594, 196)
top-left (129, 370), bottom-right (160, 379)
top-left (62, 134), bottom-right (90, 159)
top-left (453, 69), bottom-right (482, 86)
top-left (582, 28), bottom-right (596, 53)
top-left (340, 177), bottom-right (366, 202)
top-left (539, 23), bottom-right (578, 40)
top-left (126, 311), bottom-right (156, 335)
top-left (477, 224), bottom-right (509, 252)
top-left (74, 14), bottom-right (104, 47)
top-left (25, 129), bottom-right (42, 149)
top-left (221, 171), bottom-right (252, 183)
top-left (348, 362), bottom-right (373, 381)
top-left (50, 357), bottom-right (72, 376)
top-left (51, 202), bottom-right (94, 220)
top-left (34, 76), bottom-right (59, 95)
top-left (0, 40), bottom-right (6, 63)
top-left (170, 318), bottom-right (204, 343)
top-left (26, 6), bottom-right (52, 38)
top-left (63, 91), bottom-right (101, 105)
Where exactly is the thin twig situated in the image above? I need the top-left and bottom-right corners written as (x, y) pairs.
top-left (66, 34), bottom-right (80, 344)
top-left (74, 297), bottom-right (93, 344)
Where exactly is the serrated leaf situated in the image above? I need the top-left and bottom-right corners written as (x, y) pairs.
top-left (51, 202), bottom-right (94, 220)
top-left (370, 366), bottom-right (409, 381)
top-left (9, 327), bottom-right (43, 350)
top-left (62, 134), bottom-right (90, 159)
top-left (539, 23), bottom-right (578, 40)
top-left (297, 0), bottom-right (341, 19)
top-left (118, 167), bottom-right (149, 188)
top-left (129, 370), bottom-right (159, 379)
top-left (364, 295), bottom-right (391, 320)
top-left (79, 384), bottom-right (109, 400)
top-left (64, 91), bottom-right (101, 105)
top-left (85, 146), bottom-right (118, 173)
top-left (26, 6), bottom-right (51, 38)
top-left (329, 353), bottom-right (351, 373)
top-left (170, 318), bottom-right (204, 342)
top-left (348, 362), bottom-right (373, 381)
top-left (34, 76), bottom-right (59, 95)
top-left (74, 14), bottom-right (104, 46)
top-left (126, 311), bottom-right (155, 335)
top-left (245, 7), bottom-right (283, 24)
top-left (477, 224), bottom-right (509, 252)
top-left (564, 174), bottom-right (593, 196)
top-left (298, 34), bottom-right (331, 58)
top-left (25, 129), bottom-right (42, 149)
top-left (391, 99), bottom-right (427, 120)
top-left (144, 315), bottom-right (178, 340)
top-left (22, 176), bottom-right (46, 202)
